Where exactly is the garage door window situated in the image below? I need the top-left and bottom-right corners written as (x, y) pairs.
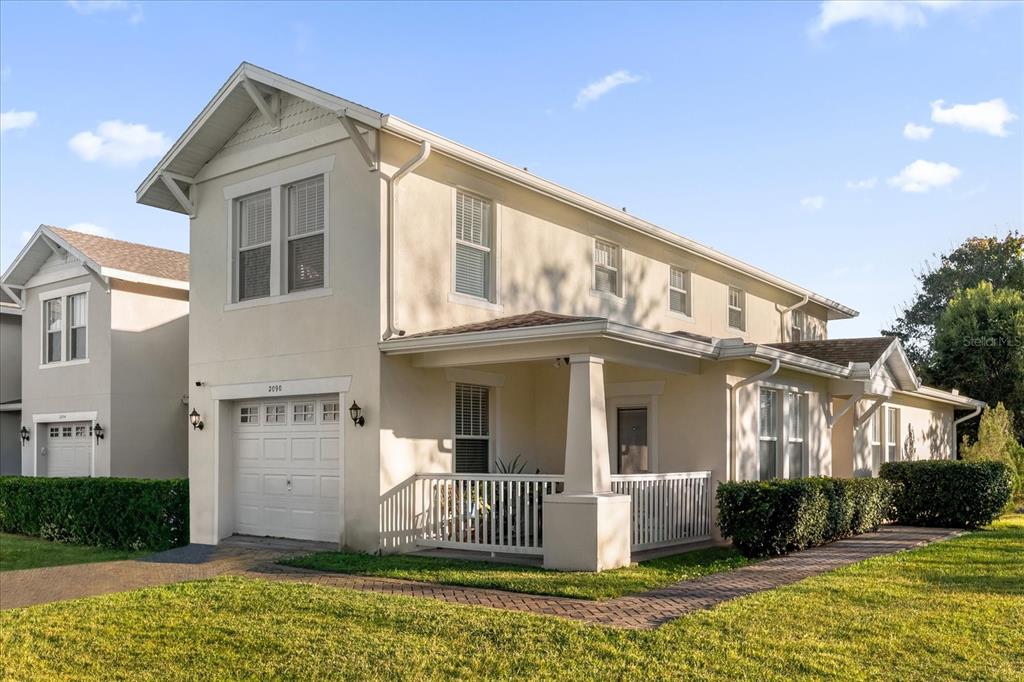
top-left (293, 402), bottom-right (315, 424)
top-left (75, 425), bottom-right (87, 438)
top-left (321, 401), bottom-right (339, 423)
top-left (240, 406), bottom-right (259, 425)
top-left (49, 426), bottom-right (60, 438)
top-left (265, 404), bottom-right (286, 424)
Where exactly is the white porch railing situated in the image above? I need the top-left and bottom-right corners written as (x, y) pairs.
top-left (395, 470), bottom-right (712, 556)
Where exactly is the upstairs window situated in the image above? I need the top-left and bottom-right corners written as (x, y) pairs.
top-left (791, 309), bottom-right (805, 342)
top-left (44, 298), bottom-right (62, 364)
top-left (669, 267), bottom-right (690, 316)
top-left (287, 176), bottom-right (325, 292)
top-left (454, 383), bottom-right (490, 473)
top-left (453, 191), bottom-right (494, 300)
top-left (593, 239), bottom-right (621, 296)
top-left (728, 287), bottom-right (745, 331)
top-left (42, 290), bottom-right (88, 365)
top-left (68, 293), bottom-right (87, 360)
top-left (237, 190), bottom-right (272, 301)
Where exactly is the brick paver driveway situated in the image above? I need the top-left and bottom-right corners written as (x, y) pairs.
top-left (1, 526), bottom-right (961, 628)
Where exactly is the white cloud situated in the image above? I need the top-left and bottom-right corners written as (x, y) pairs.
top-left (887, 160), bottom-right (961, 193)
top-left (0, 110), bottom-right (38, 133)
top-left (800, 195), bottom-right (826, 211)
top-left (809, 0), bottom-right (998, 36)
top-left (574, 70), bottom-right (643, 109)
top-left (930, 98), bottom-right (1017, 137)
top-left (68, 120), bottom-right (169, 166)
top-left (67, 0), bottom-right (142, 23)
top-left (903, 122), bottom-right (933, 140)
top-left (846, 177), bottom-right (877, 190)
top-left (65, 222), bottom-right (116, 239)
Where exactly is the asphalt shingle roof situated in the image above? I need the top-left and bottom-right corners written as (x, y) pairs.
top-left (767, 337), bottom-right (897, 366)
top-left (48, 226), bottom-right (189, 283)
top-left (402, 311), bottom-right (602, 338)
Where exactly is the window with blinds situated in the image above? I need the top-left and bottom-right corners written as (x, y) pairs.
top-left (68, 293), bottom-right (87, 360)
top-left (669, 266), bottom-right (690, 316)
top-left (594, 240), bottom-right (620, 295)
top-left (44, 298), bottom-right (62, 363)
top-left (885, 407), bottom-right (899, 462)
top-left (237, 190), bottom-right (272, 300)
top-left (786, 392), bottom-right (806, 478)
top-left (287, 176), bottom-right (325, 292)
top-left (758, 388), bottom-right (778, 480)
top-left (454, 191), bottom-right (492, 300)
top-left (454, 383), bottom-right (490, 473)
top-left (728, 287), bottom-right (745, 330)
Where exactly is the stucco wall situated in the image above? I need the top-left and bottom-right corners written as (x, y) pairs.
top-left (0, 311), bottom-right (21, 475)
top-left (384, 133), bottom-right (829, 344)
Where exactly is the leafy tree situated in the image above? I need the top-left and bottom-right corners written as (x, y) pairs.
top-left (961, 403), bottom-right (1024, 504)
top-left (883, 232), bottom-right (1024, 378)
top-left (931, 282), bottom-right (1024, 441)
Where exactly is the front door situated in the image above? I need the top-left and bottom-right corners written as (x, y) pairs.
top-left (617, 407), bottom-right (649, 474)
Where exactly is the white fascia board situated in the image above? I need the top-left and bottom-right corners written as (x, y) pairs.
top-left (102, 268), bottom-right (189, 291)
top-left (382, 116), bottom-right (858, 321)
top-left (1, 226), bottom-right (100, 288)
top-left (0, 402), bottom-right (21, 411)
top-left (902, 386), bottom-right (987, 409)
top-left (0, 304), bottom-right (22, 316)
top-left (1, 225), bottom-right (49, 284)
top-left (871, 339), bottom-right (920, 391)
top-left (718, 342), bottom-right (853, 379)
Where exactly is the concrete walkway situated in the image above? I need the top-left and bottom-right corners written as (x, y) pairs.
top-left (1, 526), bottom-right (961, 628)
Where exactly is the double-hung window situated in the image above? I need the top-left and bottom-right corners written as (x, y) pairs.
top-left (593, 240), bottom-right (621, 296)
top-left (454, 383), bottom-right (490, 473)
top-left (453, 190), bottom-right (494, 301)
top-left (786, 392), bottom-right (807, 478)
top-left (870, 411), bottom-right (882, 465)
top-left (237, 190), bottom-right (273, 301)
top-left (758, 388), bottom-right (778, 480)
top-left (728, 287), bottom-right (745, 330)
top-left (44, 298), bottom-right (62, 364)
top-left (669, 266), bottom-right (690, 316)
top-left (42, 290), bottom-right (88, 365)
top-left (68, 293), bottom-right (87, 360)
top-left (791, 310), bottom-right (805, 342)
top-left (286, 176), bottom-right (325, 292)
top-left (885, 407), bottom-right (899, 462)
top-left (759, 387), bottom-right (809, 480)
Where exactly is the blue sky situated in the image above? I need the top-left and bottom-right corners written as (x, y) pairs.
top-left (1, 1), bottom-right (1021, 337)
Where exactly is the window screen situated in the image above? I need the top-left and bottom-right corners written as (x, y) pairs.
top-left (454, 191), bottom-right (492, 299)
top-left (287, 176), bottom-right (325, 292)
top-left (68, 293), bottom-right (87, 360)
top-left (594, 240), bottom-right (620, 294)
top-left (669, 267), bottom-right (689, 315)
top-left (454, 383), bottom-right (489, 473)
top-left (238, 190), bottom-right (272, 300)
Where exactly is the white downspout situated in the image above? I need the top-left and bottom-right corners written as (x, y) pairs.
top-left (382, 140), bottom-right (431, 340)
top-left (777, 295), bottom-right (810, 341)
top-left (953, 402), bottom-right (985, 450)
top-left (727, 359), bottom-right (781, 481)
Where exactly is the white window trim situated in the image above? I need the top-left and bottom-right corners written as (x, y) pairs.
top-left (223, 156), bottom-right (334, 309)
top-left (38, 282), bottom-right (91, 369)
top-left (449, 382), bottom-right (499, 473)
top-left (728, 286), bottom-right (746, 332)
top-left (757, 386), bottom-right (810, 480)
top-left (791, 310), bottom-right (805, 342)
top-left (785, 391), bottom-right (808, 479)
top-left (591, 237), bottom-right (624, 299)
top-left (667, 265), bottom-right (693, 320)
top-left (885, 406), bottom-right (900, 463)
top-left (449, 188), bottom-right (502, 308)
top-left (238, 404), bottom-right (260, 426)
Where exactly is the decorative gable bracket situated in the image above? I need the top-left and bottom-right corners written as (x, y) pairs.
top-left (159, 172), bottom-right (197, 219)
top-left (240, 75), bottom-right (281, 132)
top-left (40, 233), bottom-right (110, 293)
top-left (337, 111), bottom-right (378, 172)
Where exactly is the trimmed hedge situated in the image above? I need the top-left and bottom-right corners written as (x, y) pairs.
top-left (880, 460), bottom-right (1012, 529)
top-left (0, 477), bottom-right (188, 551)
top-left (717, 477), bottom-right (894, 558)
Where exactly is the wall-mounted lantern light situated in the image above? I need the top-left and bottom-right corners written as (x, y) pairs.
top-left (189, 408), bottom-right (204, 431)
top-left (92, 424), bottom-right (105, 442)
top-left (349, 401), bottom-right (365, 427)
top-left (20, 426), bottom-right (30, 444)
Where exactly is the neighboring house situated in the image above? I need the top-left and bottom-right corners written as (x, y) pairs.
top-left (137, 63), bottom-right (983, 571)
top-left (0, 226), bottom-right (190, 479)
top-left (0, 291), bottom-right (22, 475)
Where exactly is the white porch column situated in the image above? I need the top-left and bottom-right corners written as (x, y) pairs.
top-left (544, 354), bottom-right (632, 572)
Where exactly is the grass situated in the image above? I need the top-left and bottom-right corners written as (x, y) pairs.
top-left (280, 544), bottom-right (752, 600)
top-left (2, 515), bottom-right (1021, 681)
top-left (0, 533), bottom-right (145, 572)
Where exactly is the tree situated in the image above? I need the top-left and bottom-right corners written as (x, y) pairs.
top-left (932, 282), bottom-right (1024, 440)
top-left (961, 403), bottom-right (1024, 503)
top-left (883, 232), bottom-right (1024, 379)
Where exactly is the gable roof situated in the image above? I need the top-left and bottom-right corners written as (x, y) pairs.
top-left (767, 337), bottom-right (897, 366)
top-left (137, 62), bottom-right (857, 321)
top-left (1, 225), bottom-right (189, 293)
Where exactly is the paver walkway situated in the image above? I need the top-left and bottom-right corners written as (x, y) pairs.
top-left (1, 526), bottom-right (961, 628)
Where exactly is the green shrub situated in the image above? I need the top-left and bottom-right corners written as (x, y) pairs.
top-left (879, 460), bottom-right (1012, 528)
top-left (0, 477), bottom-right (188, 551)
top-left (716, 477), bottom-right (894, 558)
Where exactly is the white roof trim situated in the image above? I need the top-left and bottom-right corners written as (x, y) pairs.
top-left (900, 386), bottom-right (987, 409)
top-left (103, 268), bottom-right (189, 291)
top-left (0, 402), bottom-right (21, 412)
top-left (1, 226), bottom-right (104, 288)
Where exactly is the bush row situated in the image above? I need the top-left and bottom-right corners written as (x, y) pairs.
top-left (879, 460), bottom-right (1012, 529)
top-left (716, 477), bottom-right (893, 558)
top-left (0, 477), bottom-right (188, 551)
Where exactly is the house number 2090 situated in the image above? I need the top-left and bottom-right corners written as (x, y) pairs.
top-left (267, 385), bottom-right (283, 393)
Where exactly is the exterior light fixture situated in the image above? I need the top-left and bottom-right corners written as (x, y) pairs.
top-left (20, 426), bottom-right (30, 444)
top-left (189, 408), bottom-right (204, 431)
top-left (92, 424), bottom-right (105, 442)
top-left (349, 401), bottom-right (365, 427)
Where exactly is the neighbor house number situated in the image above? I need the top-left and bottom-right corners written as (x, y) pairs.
top-left (268, 385), bottom-right (283, 393)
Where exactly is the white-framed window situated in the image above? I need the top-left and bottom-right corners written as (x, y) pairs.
top-left (236, 189), bottom-right (273, 301)
top-left (239, 406), bottom-right (259, 425)
top-left (758, 388), bottom-right (778, 480)
top-left (728, 287), bottom-right (745, 331)
top-left (265, 404), bottom-right (286, 424)
top-left (292, 402), bottom-right (315, 424)
top-left (669, 266), bottom-right (690, 316)
top-left (453, 190), bottom-right (494, 301)
top-left (41, 289), bottom-right (89, 365)
top-left (593, 239), bottom-right (621, 296)
top-left (44, 298), bottom-right (62, 364)
top-left (870, 410), bottom-right (882, 465)
top-left (885, 407), bottom-right (899, 462)
top-left (786, 392), bottom-right (807, 479)
top-left (68, 293), bottom-right (87, 360)
top-left (321, 401), bottom-right (339, 423)
top-left (286, 175), bottom-right (325, 292)
top-left (454, 383), bottom-right (490, 473)
top-left (791, 309), bottom-right (805, 342)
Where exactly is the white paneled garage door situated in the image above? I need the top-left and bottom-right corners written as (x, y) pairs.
top-left (233, 395), bottom-right (342, 542)
top-left (43, 422), bottom-right (91, 477)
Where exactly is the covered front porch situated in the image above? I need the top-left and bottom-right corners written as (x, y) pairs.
top-left (379, 312), bottom-right (728, 571)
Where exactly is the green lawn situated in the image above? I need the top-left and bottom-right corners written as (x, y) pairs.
top-left (2, 516), bottom-right (1021, 680)
top-left (0, 534), bottom-right (145, 572)
top-left (281, 544), bottom-right (752, 600)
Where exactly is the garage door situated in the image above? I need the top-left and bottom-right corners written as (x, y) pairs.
top-left (44, 422), bottom-right (91, 477)
top-left (233, 396), bottom-right (342, 542)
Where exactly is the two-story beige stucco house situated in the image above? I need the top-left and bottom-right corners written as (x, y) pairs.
top-left (137, 64), bottom-right (983, 571)
top-left (1, 226), bottom-right (190, 479)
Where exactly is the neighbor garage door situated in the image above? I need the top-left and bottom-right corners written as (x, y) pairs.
top-left (233, 396), bottom-right (342, 542)
top-left (43, 422), bottom-right (91, 477)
